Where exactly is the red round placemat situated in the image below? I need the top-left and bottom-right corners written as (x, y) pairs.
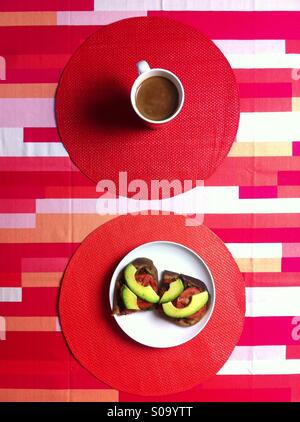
top-left (59, 215), bottom-right (245, 396)
top-left (55, 17), bottom-right (240, 196)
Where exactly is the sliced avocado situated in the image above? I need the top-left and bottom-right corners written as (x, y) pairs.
top-left (162, 291), bottom-right (209, 319)
top-left (124, 263), bottom-right (159, 303)
top-left (160, 278), bottom-right (184, 303)
top-left (122, 285), bottom-right (140, 310)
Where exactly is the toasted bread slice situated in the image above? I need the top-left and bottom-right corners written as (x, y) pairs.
top-left (113, 257), bottom-right (158, 316)
top-left (159, 270), bottom-right (210, 326)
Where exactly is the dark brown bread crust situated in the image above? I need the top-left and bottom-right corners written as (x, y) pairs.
top-left (160, 270), bottom-right (207, 291)
top-left (113, 257), bottom-right (158, 316)
top-left (159, 270), bottom-right (210, 327)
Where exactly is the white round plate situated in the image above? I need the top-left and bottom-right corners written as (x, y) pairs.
top-left (109, 241), bottom-right (215, 348)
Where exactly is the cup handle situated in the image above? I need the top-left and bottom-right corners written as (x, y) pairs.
top-left (136, 60), bottom-right (150, 75)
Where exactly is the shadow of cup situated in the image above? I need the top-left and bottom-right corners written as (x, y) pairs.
top-left (81, 79), bottom-right (146, 136)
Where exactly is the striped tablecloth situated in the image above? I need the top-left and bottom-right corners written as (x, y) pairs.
top-left (0, 0), bottom-right (300, 402)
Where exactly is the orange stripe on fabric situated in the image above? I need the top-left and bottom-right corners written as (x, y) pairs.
top-left (0, 389), bottom-right (119, 402)
top-left (292, 97), bottom-right (300, 111)
top-left (0, 12), bottom-right (57, 26)
top-left (22, 272), bottom-right (63, 287)
top-left (229, 142), bottom-right (292, 157)
top-left (6, 317), bottom-right (57, 332)
top-left (0, 214), bottom-right (115, 243)
top-left (0, 83), bottom-right (57, 98)
top-left (236, 258), bottom-right (281, 273)
top-left (278, 186), bottom-right (300, 198)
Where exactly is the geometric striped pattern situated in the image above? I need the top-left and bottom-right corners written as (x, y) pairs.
top-left (1, 0), bottom-right (300, 402)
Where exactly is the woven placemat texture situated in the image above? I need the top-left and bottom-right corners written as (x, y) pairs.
top-left (55, 17), bottom-right (240, 196)
top-left (59, 215), bottom-right (245, 396)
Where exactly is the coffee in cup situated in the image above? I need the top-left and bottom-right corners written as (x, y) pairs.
top-left (130, 61), bottom-right (184, 127)
top-left (135, 76), bottom-right (179, 121)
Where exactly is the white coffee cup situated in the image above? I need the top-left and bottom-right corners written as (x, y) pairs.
top-left (130, 60), bottom-right (185, 127)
